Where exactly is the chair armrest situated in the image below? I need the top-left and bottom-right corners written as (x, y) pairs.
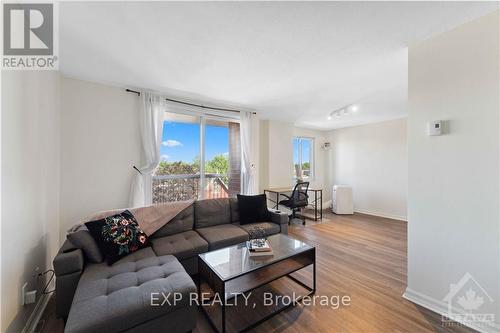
top-left (269, 210), bottom-right (289, 234)
top-left (279, 193), bottom-right (291, 199)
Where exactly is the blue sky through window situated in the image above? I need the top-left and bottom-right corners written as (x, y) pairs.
top-left (293, 137), bottom-right (312, 178)
top-left (160, 121), bottom-right (229, 163)
top-left (293, 138), bottom-right (311, 165)
top-left (293, 138), bottom-right (299, 166)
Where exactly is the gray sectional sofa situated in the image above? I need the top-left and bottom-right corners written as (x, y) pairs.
top-left (54, 198), bottom-right (288, 333)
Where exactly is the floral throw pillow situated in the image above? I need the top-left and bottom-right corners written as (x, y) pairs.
top-left (85, 210), bottom-right (150, 265)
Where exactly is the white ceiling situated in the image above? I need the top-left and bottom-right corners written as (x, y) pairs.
top-left (60, 1), bottom-right (498, 130)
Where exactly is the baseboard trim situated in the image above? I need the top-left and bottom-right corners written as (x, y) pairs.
top-left (354, 209), bottom-right (407, 222)
top-left (22, 292), bottom-right (51, 333)
top-left (403, 288), bottom-right (499, 333)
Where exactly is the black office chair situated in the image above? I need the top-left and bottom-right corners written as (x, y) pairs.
top-left (278, 181), bottom-right (310, 225)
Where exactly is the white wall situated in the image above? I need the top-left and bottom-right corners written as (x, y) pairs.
top-left (328, 118), bottom-right (408, 220)
top-left (60, 77), bottom-right (140, 237)
top-left (1, 71), bottom-right (61, 333)
top-left (259, 120), bottom-right (294, 190)
top-left (258, 119), bottom-right (330, 203)
top-left (267, 120), bottom-right (294, 188)
top-left (405, 11), bottom-right (500, 331)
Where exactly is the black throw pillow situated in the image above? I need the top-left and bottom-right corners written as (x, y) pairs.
top-left (84, 210), bottom-right (150, 265)
top-left (237, 194), bottom-right (270, 225)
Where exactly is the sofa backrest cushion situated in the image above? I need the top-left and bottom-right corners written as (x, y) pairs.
top-left (229, 198), bottom-right (239, 223)
top-left (152, 205), bottom-right (194, 238)
top-left (194, 198), bottom-right (230, 228)
top-left (67, 225), bottom-right (103, 263)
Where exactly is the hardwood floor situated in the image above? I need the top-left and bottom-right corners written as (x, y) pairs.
top-left (37, 211), bottom-right (475, 333)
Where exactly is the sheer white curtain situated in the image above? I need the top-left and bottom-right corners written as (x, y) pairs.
top-left (129, 92), bottom-right (166, 207)
top-left (240, 111), bottom-right (256, 195)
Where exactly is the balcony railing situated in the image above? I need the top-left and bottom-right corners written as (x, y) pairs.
top-left (153, 173), bottom-right (229, 203)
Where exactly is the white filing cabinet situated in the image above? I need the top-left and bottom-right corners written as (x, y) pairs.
top-left (332, 185), bottom-right (353, 214)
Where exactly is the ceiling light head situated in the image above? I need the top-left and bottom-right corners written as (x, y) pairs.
top-left (329, 103), bottom-right (359, 119)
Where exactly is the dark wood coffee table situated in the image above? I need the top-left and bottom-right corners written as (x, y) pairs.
top-left (198, 234), bottom-right (316, 333)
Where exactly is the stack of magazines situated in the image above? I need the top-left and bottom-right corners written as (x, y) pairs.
top-left (247, 239), bottom-right (273, 257)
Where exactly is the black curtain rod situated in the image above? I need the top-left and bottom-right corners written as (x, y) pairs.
top-left (125, 88), bottom-right (256, 114)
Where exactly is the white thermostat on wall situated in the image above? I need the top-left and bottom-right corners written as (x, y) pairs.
top-left (427, 120), bottom-right (442, 136)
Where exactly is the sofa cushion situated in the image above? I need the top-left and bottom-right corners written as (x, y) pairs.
top-left (152, 205), bottom-right (194, 238)
top-left (234, 222), bottom-right (280, 237)
top-left (151, 230), bottom-right (208, 260)
top-left (194, 198), bottom-right (230, 228)
top-left (196, 224), bottom-right (249, 250)
top-left (65, 254), bottom-right (196, 333)
top-left (229, 197), bottom-right (239, 223)
top-left (113, 246), bottom-right (157, 264)
top-left (67, 225), bottom-right (103, 263)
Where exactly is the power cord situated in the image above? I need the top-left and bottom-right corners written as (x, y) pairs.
top-left (38, 269), bottom-right (55, 294)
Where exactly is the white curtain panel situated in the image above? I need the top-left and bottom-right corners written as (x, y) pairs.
top-left (129, 92), bottom-right (166, 207)
top-left (240, 111), bottom-right (256, 195)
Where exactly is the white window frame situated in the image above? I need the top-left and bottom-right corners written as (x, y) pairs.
top-left (293, 136), bottom-right (314, 181)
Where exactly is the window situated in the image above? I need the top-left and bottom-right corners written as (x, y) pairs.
top-left (293, 137), bottom-right (314, 180)
top-left (152, 112), bottom-right (241, 203)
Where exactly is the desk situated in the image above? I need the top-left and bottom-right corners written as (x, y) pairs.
top-left (264, 187), bottom-right (323, 221)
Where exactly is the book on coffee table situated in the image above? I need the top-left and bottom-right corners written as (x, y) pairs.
top-left (249, 249), bottom-right (273, 257)
top-left (248, 239), bottom-right (273, 257)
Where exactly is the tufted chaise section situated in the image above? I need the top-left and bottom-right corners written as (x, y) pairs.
top-left (64, 248), bottom-right (196, 333)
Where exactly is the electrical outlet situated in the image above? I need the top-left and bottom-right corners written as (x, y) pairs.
top-left (25, 290), bottom-right (37, 304)
top-left (21, 282), bottom-right (27, 306)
